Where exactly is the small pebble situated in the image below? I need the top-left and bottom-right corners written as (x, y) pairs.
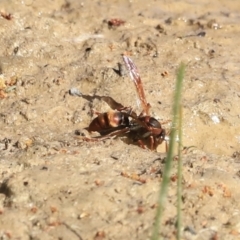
top-left (69, 88), bottom-right (82, 97)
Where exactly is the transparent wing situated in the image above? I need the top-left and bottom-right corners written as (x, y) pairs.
top-left (123, 55), bottom-right (150, 115)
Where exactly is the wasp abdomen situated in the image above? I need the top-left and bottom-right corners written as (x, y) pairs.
top-left (88, 111), bottom-right (128, 133)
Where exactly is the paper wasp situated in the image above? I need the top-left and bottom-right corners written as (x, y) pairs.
top-left (83, 55), bottom-right (166, 151)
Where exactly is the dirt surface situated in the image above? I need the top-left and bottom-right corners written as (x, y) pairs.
top-left (1, 0), bottom-right (240, 239)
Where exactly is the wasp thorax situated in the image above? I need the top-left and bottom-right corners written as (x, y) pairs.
top-left (149, 117), bottom-right (162, 129)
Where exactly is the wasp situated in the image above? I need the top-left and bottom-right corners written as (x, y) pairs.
top-left (83, 55), bottom-right (166, 151)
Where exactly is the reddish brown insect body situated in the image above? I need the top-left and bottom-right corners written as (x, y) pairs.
top-left (84, 55), bottom-right (166, 151)
top-left (88, 110), bottom-right (129, 133)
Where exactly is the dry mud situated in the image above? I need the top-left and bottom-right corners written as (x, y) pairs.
top-left (0, 0), bottom-right (240, 239)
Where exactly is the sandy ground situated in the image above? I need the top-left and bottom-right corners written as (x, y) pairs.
top-left (1, 0), bottom-right (240, 239)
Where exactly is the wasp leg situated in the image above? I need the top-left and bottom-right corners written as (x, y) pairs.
top-left (149, 136), bottom-right (155, 151)
top-left (137, 139), bottom-right (146, 149)
top-left (161, 120), bottom-right (171, 125)
top-left (82, 127), bottom-right (130, 142)
top-left (165, 140), bottom-right (169, 152)
top-left (91, 109), bottom-right (102, 116)
top-left (164, 129), bottom-right (171, 152)
top-left (116, 106), bottom-right (132, 112)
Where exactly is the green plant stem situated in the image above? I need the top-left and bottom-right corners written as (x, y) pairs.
top-left (151, 63), bottom-right (185, 240)
top-left (177, 105), bottom-right (183, 240)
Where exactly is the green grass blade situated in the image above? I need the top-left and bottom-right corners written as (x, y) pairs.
top-left (177, 105), bottom-right (183, 240)
top-left (151, 63), bottom-right (185, 240)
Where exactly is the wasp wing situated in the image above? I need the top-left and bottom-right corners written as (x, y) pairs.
top-left (122, 55), bottom-right (150, 116)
